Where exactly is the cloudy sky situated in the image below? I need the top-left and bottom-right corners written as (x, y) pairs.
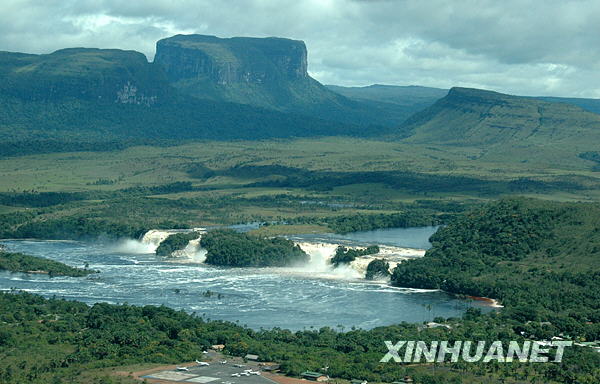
top-left (2, 0), bottom-right (600, 97)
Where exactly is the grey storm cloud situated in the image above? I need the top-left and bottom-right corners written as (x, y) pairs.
top-left (1, 0), bottom-right (600, 97)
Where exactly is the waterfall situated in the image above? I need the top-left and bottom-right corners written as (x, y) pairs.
top-left (171, 238), bottom-right (207, 262)
top-left (293, 242), bottom-right (339, 272)
top-left (294, 241), bottom-right (425, 279)
top-left (110, 238), bottom-right (156, 254)
top-left (140, 230), bottom-right (176, 249)
top-left (127, 229), bottom-right (425, 280)
top-left (110, 228), bottom-right (187, 254)
top-left (127, 228), bottom-right (207, 255)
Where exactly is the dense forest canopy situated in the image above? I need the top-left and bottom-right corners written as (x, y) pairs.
top-left (155, 232), bottom-right (200, 257)
top-left (365, 259), bottom-right (391, 280)
top-left (391, 198), bottom-right (600, 340)
top-left (0, 252), bottom-right (94, 277)
top-left (202, 229), bottom-right (309, 267)
top-left (331, 245), bottom-right (379, 267)
top-left (0, 289), bottom-right (598, 383)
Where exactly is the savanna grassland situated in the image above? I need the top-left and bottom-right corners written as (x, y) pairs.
top-left (2, 138), bottom-right (599, 193)
top-left (1, 136), bottom-right (599, 239)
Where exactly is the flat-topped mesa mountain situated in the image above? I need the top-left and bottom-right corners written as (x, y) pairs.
top-left (0, 48), bottom-right (169, 104)
top-left (153, 34), bottom-right (406, 127)
top-left (326, 83), bottom-right (600, 118)
top-left (6, 35), bottom-right (600, 159)
top-left (155, 34), bottom-right (309, 90)
top-left (403, 87), bottom-right (600, 148)
top-left (154, 34), bottom-right (333, 108)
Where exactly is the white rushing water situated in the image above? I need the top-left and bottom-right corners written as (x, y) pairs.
top-left (135, 228), bottom-right (425, 279)
top-left (111, 229), bottom-right (209, 261)
top-left (292, 241), bottom-right (425, 279)
top-left (139, 229), bottom-right (206, 250)
top-left (172, 238), bottom-right (207, 262)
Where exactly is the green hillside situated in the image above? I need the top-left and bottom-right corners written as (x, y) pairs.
top-left (0, 48), bottom-right (170, 102)
top-left (403, 87), bottom-right (600, 147)
top-left (2, 38), bottom-right (600, 160)
top-left (326, 84), bottom-right (600, 126)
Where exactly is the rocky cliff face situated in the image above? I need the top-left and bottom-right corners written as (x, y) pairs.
top-left (0, 48), bottom-right (168, 105)
top-left (152, 34), bottom-right (411, 129)
top-left (152, 34), bottom-right (352, 112)
top-left (155, 34), bottom-right (308, 87)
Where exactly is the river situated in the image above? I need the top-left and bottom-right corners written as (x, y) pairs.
top-left (0, 226), bottom-right (491, 330)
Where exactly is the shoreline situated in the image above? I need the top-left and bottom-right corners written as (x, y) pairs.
top-left (466, 295), bottom-right (504, 308)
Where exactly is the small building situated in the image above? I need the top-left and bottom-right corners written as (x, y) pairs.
top-left (211, 344), bottom-right (225, 351)
top-left (244, 354), bottom-right (259, 361)
top-left (351, 380), bottom-right (367, 384)
top-left (301, 371), bottom-right (328, 382)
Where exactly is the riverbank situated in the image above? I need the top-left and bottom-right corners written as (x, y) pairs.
top-left (467, 295), bottom-right (504, 308)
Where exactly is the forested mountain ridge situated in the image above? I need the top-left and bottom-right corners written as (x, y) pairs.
top-left (326, 84), bottom-right (448, 106)
top-left (536, 95), bottom-right (600, 115)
